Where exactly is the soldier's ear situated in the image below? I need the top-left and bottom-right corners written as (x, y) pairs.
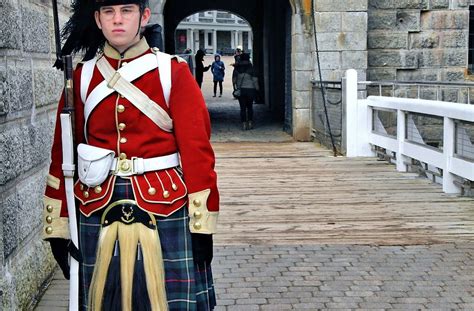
top-left (140, 7), bottom-right (151, 27)
top-left (94, 11), bottom-right (102, 30)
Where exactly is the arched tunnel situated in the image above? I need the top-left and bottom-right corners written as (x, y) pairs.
top-left (161, 0), bottom-right (293, 133)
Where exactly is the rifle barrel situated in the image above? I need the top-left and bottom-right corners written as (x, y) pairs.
top-left (52, 0), bottom-right (62, 63)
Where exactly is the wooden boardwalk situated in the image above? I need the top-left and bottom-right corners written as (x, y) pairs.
top-left (213, 142), bottom-right (474, 246)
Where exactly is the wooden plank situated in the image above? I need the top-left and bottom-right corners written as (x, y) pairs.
top-left (212, 142), bottom-right (474, 246)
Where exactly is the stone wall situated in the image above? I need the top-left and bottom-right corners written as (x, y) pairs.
top-left (367, 0), bottom-right (470, 82)
top-left (0, 0), bottom-right (66, 309)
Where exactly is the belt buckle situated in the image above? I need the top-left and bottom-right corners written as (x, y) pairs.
top-left (116, 158), bottom-right (135, 175)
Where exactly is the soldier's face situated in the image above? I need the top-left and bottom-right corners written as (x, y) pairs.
top-left (95, 4), bottom-right (151, 53)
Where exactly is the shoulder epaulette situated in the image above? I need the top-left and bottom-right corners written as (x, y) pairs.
top-left (171, 55), bottom-right (187, 63)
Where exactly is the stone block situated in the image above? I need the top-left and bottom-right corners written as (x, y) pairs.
top-left (368, 10), bottom-right (398, 30)
top-left (368, 32), bottom-right (408, 49)
top-left (444, 49), bottom-right (467, 66)
top-left (294, 91), bottom-right (311, 109)
top-left (0, 1), bottom-right (21, 49)
top-left (292, 52), bottom-right (311, 71)
top-left (16, 170), bottom-right (46, 242)
top-left (33, 65), bottom-right (62, 108)
top-left (0, 125), bottom-right (25, 185)
top-left (21, 6), bottom-right (50, 53)
top-left (291, 34), bottom-right (309, 53)
top-left (0, 66), bottom-right (7, 116)
top-left (396, 68), bottom-right (440, 81)
top-left (315, 52), bottom-right (341, 70)
top-left (2, 191), bottom-right (19, 258)
top-left (441, 30), bottom-right (468, 48)
top-left (339, 32), bottom-right (367, 50)
top-left (342, 12), bottom-right (368, 32)
top-left (396, 10), bottom-right (420, 32)
top-left (452, 0), bottom-right (469, 8)
top-left (321, 69), bottom-right (344, 81)
top-left (315, 0), bottom-right (368, 12)
top-left (421, 10), bottom-right (469, 30)
top-left (418, 49), bottom-right (443, 67)
top-left (293, 70), bottom-right (313, 91)
top-left (369, 0), bottom-right (428, 9)
top-left (292, 107), bottom-right (311, 141)
top-left (430, 0), bottom-right (449, 9)
top-left (368, 50), bottom-right (418, 68)
top-left (409, 32), bottom-right (439, 49)
top-left (342, 51), bottom-right (368, 69)
top-left (367, 68), bottom-right (397, 80)
top-left (315, 33), bottom-right (340, 51)
top-left (6, 60), bottom-right (33, 113)
top-left (441, 68), bottom-right (465, 81)
top-left (315, 12), bottom-right (341, 33)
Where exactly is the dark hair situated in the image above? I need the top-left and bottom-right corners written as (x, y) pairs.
top-left (240, 53), bottom-right (250, 61)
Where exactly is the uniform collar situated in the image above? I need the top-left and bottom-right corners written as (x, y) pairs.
top-left (103, 37), bottom-right (150, 60)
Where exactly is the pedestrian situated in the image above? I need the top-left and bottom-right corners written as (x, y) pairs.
top-left (195, 49), bottom-right (211, 88)
top-left (234, 53), bottom-right (259, 130)
top-left (211, 54), bottom-right (225, 97)
top-left (231, 46), bottom-right (243, 99)
top-left (43, 1), bottom-right (219, 310)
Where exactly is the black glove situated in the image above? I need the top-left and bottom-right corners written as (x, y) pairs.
top-left (49, 238), bottom-right (70, 280)
top-left (191, 233), bottom-right (213, 268)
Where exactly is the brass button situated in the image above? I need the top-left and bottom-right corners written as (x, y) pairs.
top-left (120, 137), bottom-right (127, 144)
top-left (83, 191), bottom-right (90, 198)
top-left (148, 187), bottom-right (157, 195)
top-left (46, 216), bottom-right (53, 224)
top-left (122, 62), bottom-right (128, 67)
top-left (80, 184), bottom-right (84, 191)
top-left (193, 222), bottom-right (202, 230)
top-left (45, 227), bottom-right (53, 234)
top-left (46, 205), bottom-right (53, 213)
top-left (172, 183), bottom-right (178, 191)
top-left (104, 220), bottom-right (109, 224)
top-left (193, 199), bottom-right (201, 207)
top-left (94, 186), bottom-right (102, 194)
top-left (119, 153), bottom-right (127, 160)
top-left (117, 104), bottom-right (125, 113)
top-left (163, 190), bottom-right (170, 199)
top-left (118, 123), bottom-right (126, 131)
top-left (193, 211), bottom-right (202, 219)
top-left (152, 47), bottom-right (159, 52)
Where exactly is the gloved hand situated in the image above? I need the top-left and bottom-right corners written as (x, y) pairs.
top-left (191, 233), bottom-right (213, 268)
top-left (49, 238), bottom-right (70, 280)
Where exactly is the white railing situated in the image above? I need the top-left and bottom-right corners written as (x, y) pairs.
top-left (344, 69), bottom-right (474, 194)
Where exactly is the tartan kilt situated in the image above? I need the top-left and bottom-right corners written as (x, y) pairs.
top-left (79, 177), bottom-right (216, 310)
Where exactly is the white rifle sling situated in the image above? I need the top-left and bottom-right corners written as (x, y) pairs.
top-left (59, 113), bottom-right (80, 311)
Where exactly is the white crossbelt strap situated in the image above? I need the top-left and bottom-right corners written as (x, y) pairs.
top-left (111, 152), bottom-right (180, 177)
top-left (80, 58), bottom-right (97, 104)
top-left (83, 52), bottom-right (173, 140)
top-left (96, 56), bottom-right (173, 132)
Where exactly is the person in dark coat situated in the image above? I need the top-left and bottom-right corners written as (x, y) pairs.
top-left (211, 54), bottom-right (225, 97)
top-left (234, 53), bottom-right (259, 130)
top-left (195, 49), bottom-right (210, 88)
top-left (231, 47), bottom-right (243, 99)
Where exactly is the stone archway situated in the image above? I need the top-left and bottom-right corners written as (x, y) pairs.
top-left (149, 0), bottom-right (313, 140)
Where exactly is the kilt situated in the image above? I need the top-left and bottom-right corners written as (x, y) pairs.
top-left (79, 177), bottom-right (216, 310)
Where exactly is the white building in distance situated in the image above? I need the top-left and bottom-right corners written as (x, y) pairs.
top-left (175, 11), bottom-right (252, 55)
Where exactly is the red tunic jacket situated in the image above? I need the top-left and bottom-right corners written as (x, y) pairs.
top-left (42, 39), bottom-right (219, 240)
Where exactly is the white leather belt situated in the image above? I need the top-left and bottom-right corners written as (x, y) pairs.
top-left (111, 153), bottom-right (179, 177)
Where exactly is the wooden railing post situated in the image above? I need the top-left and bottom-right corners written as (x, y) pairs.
top-left (443, 117), bottom-right (461, 193)
top-left (345, 69), bottom-right (373, 157)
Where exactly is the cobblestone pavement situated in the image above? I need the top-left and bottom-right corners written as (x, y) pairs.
top-left (211, 244), bottom-right (474, 310)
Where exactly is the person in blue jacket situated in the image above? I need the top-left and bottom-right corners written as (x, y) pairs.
top-left (211, 54), bottom-right (225, 97)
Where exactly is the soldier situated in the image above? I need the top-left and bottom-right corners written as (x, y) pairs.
top-left (43, 0), bottom-right (219, 310)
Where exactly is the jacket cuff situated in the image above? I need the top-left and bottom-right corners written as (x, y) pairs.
top-left (188, 189), bottom-right (218, 234)
top-left (42, 196), bottom-right (70, 240)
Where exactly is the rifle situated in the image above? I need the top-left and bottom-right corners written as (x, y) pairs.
top-left (52, 1), bottom-right (80, 310)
